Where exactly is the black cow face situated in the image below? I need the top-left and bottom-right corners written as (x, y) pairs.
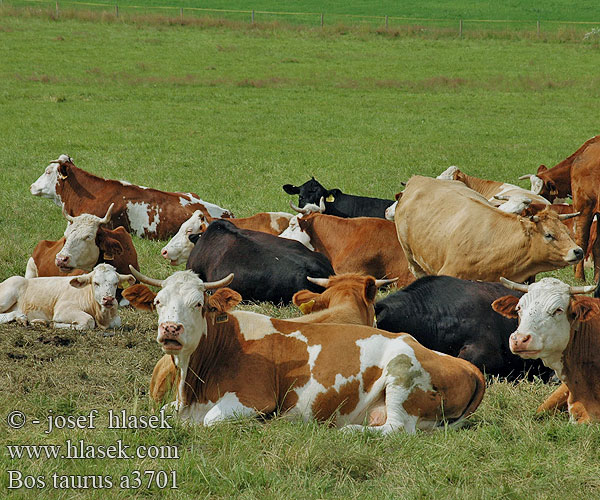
top-left (282, 177), bottom-right (329, 208)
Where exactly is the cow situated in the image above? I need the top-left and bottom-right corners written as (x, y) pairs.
top-left (0, 263), bottom-right (135, 330)
top-left (161, 210), bottom-right (293, 266)
top-left (26, 204), bottom-right (139, 279)
top-left (395, 176), bottom-right (583, 282)
top-left (30, 154), bottom-right (233, 240)
top-left (518, 136), bottom-right (600, 282)
top-left (374, 275), bottom-right (553, 380)
top-left (292, 213), bottom-right (414, 287)
top-left (283, 177), bottom-right (394, 219)
top-left (437, 166), bottom-right (550, 207)
top-left (131, 267), bottom-right (485, 433)
top-left (148, 273), bottom-right (396, 403)
top-left (186, 220), bottom-right (335, 304)
top-left (492, 277), bottom-right (599, 422)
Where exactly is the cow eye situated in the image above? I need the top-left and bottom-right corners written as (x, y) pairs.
top-left (154, 299), bottom-right (160, 307)
top-left (545, 233), bottom-right (556, 241)
top-left (186, 228), bottom-right (193, 234)
top-left (196, 301), bottom-right (203, 308)
top-left (551, 308), bottom-right (564, 316)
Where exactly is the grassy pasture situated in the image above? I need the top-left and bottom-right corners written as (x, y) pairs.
top-left (1, 12), bottom-right (600, 499)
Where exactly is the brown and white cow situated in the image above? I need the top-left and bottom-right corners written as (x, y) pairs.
top-left (0, 263), bottom-right (135, 330)
top-left (30, 155), bottom-right (233, 240)
top-left (149, 273), bottom-right (396, 403)
top-left (519, 136), bottom-right (600, 281)
top-left (26, 204), bottom-right (139, 279)
top-left (437, 166), bottom-right (550, 208)
top-left (161, 210), bottom-right (293, 265)
top-left (133, 267), bottom-right (485, 433)
top-left (395, 176), bottom-right (583, 282)
top-left (492, 277), bottom-right (599, 422)
top-left (290, 213), bottom-right (414, 287)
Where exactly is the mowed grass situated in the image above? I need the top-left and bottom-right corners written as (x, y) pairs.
top-left (1, 12), bottom-right (600, 499)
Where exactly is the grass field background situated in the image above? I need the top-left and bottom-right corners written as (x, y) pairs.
top-left (2, 10), bottom-right (600, 499)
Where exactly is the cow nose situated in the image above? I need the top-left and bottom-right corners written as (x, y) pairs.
top-left (573, 248), bottom-right (584, 260)
top-left (159, 322), bottom-right (184, 338)
top-left (511, 333), bottom-right (531, 348)
top-left (161, 248), bottom-right (169, 258)
top-left (102, 296), bottom-right (116, 306)
top-left (55, 255), bottom-right (69, 266)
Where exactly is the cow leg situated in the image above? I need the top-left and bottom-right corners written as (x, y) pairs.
top-left (574, 201), bottom-right (594, 281)
top-left (25, 258), bottom-right (39, 279)
top-left (537, 383), bottom-right (569, 414)
top-left (52, 310), bottom-right (95, 330)
top-left (202, 393), bottom-right (258, 426)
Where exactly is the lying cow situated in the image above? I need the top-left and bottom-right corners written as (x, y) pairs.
top-left (292, 213), bottom-right (414, 287)
top-left (375, 275), bottom-right (553, 380)
top-left (26, 204), bottom-right (139, 278)
top-left (0, 263), bottom-right (135, 330)
top-left (492, 277), bottom-right (598, 422)
top-left (30, 154), bottom-right (233, 239)
top-left (161, 210), bottom-right (293, 265)
top-left (149, 273), bottom-right (396, 402)
top-left (132, 267), bottom-right (485, 433)
top-left (283, 177), bottom-right (394, 219)
top-left (186, 220), bottom-right (335, 303)
top-left (395, 176), bottom-right (582, 282)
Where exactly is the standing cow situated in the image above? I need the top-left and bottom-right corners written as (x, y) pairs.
top-left (30, 154), bottom-right (233, 239)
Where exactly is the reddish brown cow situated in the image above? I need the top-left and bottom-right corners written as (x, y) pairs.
top-left (296, 213), bottom-right (414, 287)
top-left (30, 155), bottom-right (233, 240)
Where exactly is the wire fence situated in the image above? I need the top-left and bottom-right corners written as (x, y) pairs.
top-left (3, 0), bottom-right (600, 35)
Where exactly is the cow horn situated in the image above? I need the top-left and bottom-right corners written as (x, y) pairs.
top-left (494, 195), bottom-right (509, 201)
top-left (204, 273), bottom-right (234, 290)
top-left (518, 174), bottom-right (533, 180)
top-left (375, 278), bottom-right (398, 287)
top-left (62, 206), bottom-right (75, 223)
top-left (500, 277), bottom-right (530, 292)
top-left (128, 265), bottom-right (164, 288)
top-left (569, 283), bottom-right (598, 294)
top-left (307, 276), bottom-right (329, 288)
top-left (99, 203), bottom-right (114, 224)
top-left (319, 197), bottom-right (325, 212)
top-left (558, 212), bottom-right (581, 221)
top-left (289, 201), bottom-right (308, 214)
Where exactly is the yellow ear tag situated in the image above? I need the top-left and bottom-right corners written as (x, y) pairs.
top-left (298, 299), bottom-right (315, 315)
top-left (326, 194), bottom-right (335, 202)
top-left (550, 189), bottom-right (558, 196)
top-left (103, 253), bottom-right (114, 261)
top-left (215, 313), bottom-right (229, 324)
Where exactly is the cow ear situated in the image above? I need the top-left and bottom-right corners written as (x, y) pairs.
top-left (570, 296), bottom-right (600, 322)
top-left (122, 284), bottom-right (156, 311)
top-left (364, 277), bottom-right (377, 302)
top-left (118, 274), bottom-right (136, 288)
top-left (293, 290), bottom-right (320, 311)
top-left (70, 274), bottom-right (91, 288)
top-left (491, 295), bottom-right (520, 318)
top-left (537, 164), bottom-right (548, 174)
top-left (207, 288), bottom-right (242, 312)
top-left (297, 218), bottom-right (308, 230)
top-left (546, 180), bottom-right (558, 196)
top-left (188, 233), bottom-right (200, 245)
top-left (57, 163), bottom-right (69, 179)
top-left (96, 230), bottom-right (124, 258)
top-left (283, 184), bottom-right (300, 195)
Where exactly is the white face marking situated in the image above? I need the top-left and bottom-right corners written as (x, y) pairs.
top-left (74, 263), bottom-right (122, 308)
top-left (436, 166), bottom-right (459, 180)
top-left (161, 210), bottom-right (207, 265)
top-left (126, 201), bottom-right (160, 236)
top-left (30, 162), bottom-right (61, 206)
top-left (512, 278), bottom-right (573, 366)
top-left (530, 175), bottom-right (544, 195)
top-left (269, 212), bottom-right (293, 233)
top-left (278, 215), bottom-right (314, 250)
top-left (56, 214), bottom-right (104, 271)
top-left (385, 201), bottom-right (397, 220)
top-left (179, 194), bottom-right (231, 218)
top-left (495, 193), bottom-right (533, 214)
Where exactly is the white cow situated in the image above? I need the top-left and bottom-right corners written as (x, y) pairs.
top-left (0, 264), bottom-right (134, 330)
top-left (161, 210), bottom-right (209, 266)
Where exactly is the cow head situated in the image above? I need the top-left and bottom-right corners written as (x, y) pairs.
top-left (55, 204), bottom-right (117, 272)
top-left (494, 194), bottom-right (533, 214)
top-left (523, 208), bottom-right (583, 267)
top-left (436, 166), bottom-right (461, 181)
top-left (283, 177), bottom-right (334, 209)
top-left (278, 215), bottom-right (314, 251)
top-left (129, 266), bottom-right (237, 357)
top-left (70, 263), bottom-right (135, 309)
top-left (293, 274), bottom-right (397, 326)
top-left (519, 165), bottom-right (565, 201)
top-left (161, 210), bottom-right (210, 266)
top-left (492, 277), bottom-right (599, 365)
top-left (30, 154), bottom-right (73, 206)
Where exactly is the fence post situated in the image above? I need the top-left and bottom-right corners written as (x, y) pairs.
top-left (251, 10), bottom-right (254, 23)
top-left (115, 5), bottom-right (118, 17)
top-left (537, 20), bottom-right (540, 36)
top-left (385, 15), bottom-right (388, 29)
top-left (459, 19), bottom-right (463, 37)
top-left (55, 1), bottom-right (59, 17)
top-left (320, 13), bottom-right (323, 27)
top-left (180, 7), bottom-right (183, 23)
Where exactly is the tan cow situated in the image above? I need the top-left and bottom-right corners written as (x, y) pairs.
top-left (133, 267), bottom-right (485, 433)
top-left (492, 277), bottom-right (599, 422)
top-left (0, 263), bottom-right (135, 330)
top-left (395, 176), bottom-right (583, 282)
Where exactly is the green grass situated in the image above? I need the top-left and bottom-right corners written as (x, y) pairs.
top-left (2, 12), bottom-right (600, 499)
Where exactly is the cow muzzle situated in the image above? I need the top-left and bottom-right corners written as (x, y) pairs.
top-left (55, 255), bottom-right (72, 271)
top-left (101, 296), bottom-right (116, 308)
top-left (158, 322), bottom-right (184, 352)
top-left (565, 247), bottom-right (584, 264)
top-left (509, 332), bottom-right (539, 357)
